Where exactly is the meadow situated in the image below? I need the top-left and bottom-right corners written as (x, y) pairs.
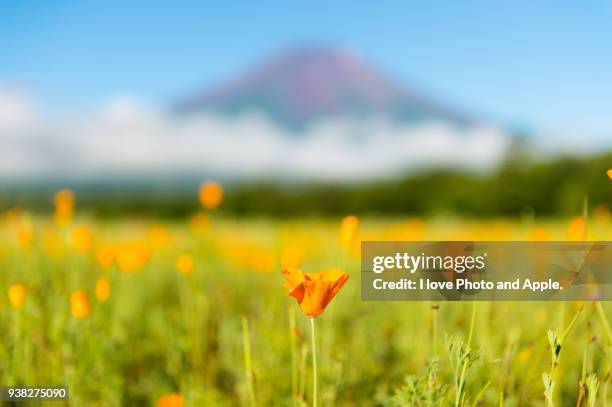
top-left (1, 185), bottom-right (612, 406)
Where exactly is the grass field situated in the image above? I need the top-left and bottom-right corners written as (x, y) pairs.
top-left (1, 196), bottom-right (612, 406)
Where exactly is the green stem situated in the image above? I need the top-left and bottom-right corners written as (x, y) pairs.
top-left (596, 302), bottom-right (612, 345)
top-left (467, 301), bottom-right (476, 348)
top-left (12, 310), bottom-right (20, 384)
top-left (289, 306), bottom-right (298, 405)
top-left (242, 316), bottom-right (257, 407)
top-left (456, 302), bottom-right (477, 407)
top-left (595, 302), bottom-right (611, 407)
top-left (310, 317), bottom-right (318, 407)
top-left (432, 304), bottom-right (439, 357)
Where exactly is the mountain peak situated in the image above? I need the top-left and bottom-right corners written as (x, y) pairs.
top-left (174, 46), bottom-right (471, 129)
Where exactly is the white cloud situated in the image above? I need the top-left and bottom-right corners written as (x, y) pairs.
top-left (0, 91), bottom-right (512, 179)
top-left (530, 127), bottom-right (612, 156)
top-left (0, 88), bottom-right (39, 134)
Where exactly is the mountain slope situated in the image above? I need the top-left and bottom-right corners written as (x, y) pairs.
top-left (174, 47), bottom-right (472, 129)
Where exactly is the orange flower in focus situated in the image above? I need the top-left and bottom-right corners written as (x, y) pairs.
top-left (199, 181), bottom-right (223, 209)
top-left (339, 215), bottom-right (359, 247)
top-left (70, 290), bottom-right (90, 319)
top-left (71, 224), bottom-right (93, 252)
top-left (176, 253), bottom-right (195, 275)
top-left (157, 393), bottom-right (184, 407)
top-left (607, 169), bottom-right (612, 180)
top-left (282, 268), bottom-right (349, 317)
top-left (115, 240), bottom-right (151, 272)
top-left (54, 189), bottom-right (75, 226)
top-left (8, 284), bottom-right (26, 309)
top-left (95, 277), bottom-right (111, 302)
top-left (96, 244), bottom-right (114, 269)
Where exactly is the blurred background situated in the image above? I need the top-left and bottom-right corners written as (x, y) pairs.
top-left (1, 0), bottom-right (611, 217)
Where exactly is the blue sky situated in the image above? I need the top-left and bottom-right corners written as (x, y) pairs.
top-left (2, 1), bottom-right (612, 134)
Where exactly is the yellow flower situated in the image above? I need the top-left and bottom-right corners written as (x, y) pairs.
top-left (282, 268), bottom-right (349, 317)
top-left (95, 277), bottom-right (111, 302)
top-left (157, 393), bottom-right (184, 407)
top-left (115, 240), bottom-right (150, 273)
top-left (70, 290), bottom-right (90, 319)
top-left (339, 215), bottom-right (359, 247)
top-left (607, 169), bottom-right (612, 180)
top-left (176, 253), bottom-right (195, 275)
top-left (71, 224), bottom-right (93, 252)
top-left (96, 244), bottom-right (115, 269)
top-left (8, 284), bottom-right (26, 310)
top-left (198, 181), bottom-right (223, 209)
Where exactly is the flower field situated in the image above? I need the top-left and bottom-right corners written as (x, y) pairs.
top-left (1, 187), bottom-right (612, 406)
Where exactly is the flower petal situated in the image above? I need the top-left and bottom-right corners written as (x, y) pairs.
top-left (304, 272), bottom-right (321, 281)
top-left (299, 280), bottom-right (332, 317)
top-left (320, 268), bottom-right (346, 282)
top-left (322, 273), bottom-right (349, 308)
top-left (289, 284), bottom-right (305, 303)
top-left (282, 268), bottom-right (305, 291)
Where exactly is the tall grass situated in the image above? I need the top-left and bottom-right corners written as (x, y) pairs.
top-left (0, 215), bottom-right (611, 405)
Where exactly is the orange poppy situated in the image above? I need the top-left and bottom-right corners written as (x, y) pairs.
top-left (95, 277), bottom-right (111, 302)
top-left (8, 284), bottom-right (26, 309)
top-left (157, 393), bottom-right (184, 407)
top-left (115, 240), bottom-right (151, 272)
top-left (175, 253), bottom-right (195, 275)
top-left (96, 244), bottom-right (115, 269)
top-left (528, 227), bottom-right (550, 241)
top-left (70, 290), bottom-right (90, 319)
top-left (71, 224), bottom-right (93, 252)
top-left (198, 181), bottom-right (223, 209)
top-left (54, 188), bottom-right (75, 226)
top-left (282, 268), bottom-right (349, 317)
top-left (339, 215), bottom-right (359, 247)
top-left (54, 188), bottom-right (75, 208)
top-left (608, 169), bottom-right (612, 180)
top-left (567, 216), bottom-right (586, 241)
top-left (16, 222), bottom-right (35, 247)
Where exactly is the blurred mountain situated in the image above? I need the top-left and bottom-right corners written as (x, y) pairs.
top-left (174, 46), bottom-right (472, 129)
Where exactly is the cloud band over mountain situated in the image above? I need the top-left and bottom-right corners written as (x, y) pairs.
top-left (0, 90), bottom-right (510, 180)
